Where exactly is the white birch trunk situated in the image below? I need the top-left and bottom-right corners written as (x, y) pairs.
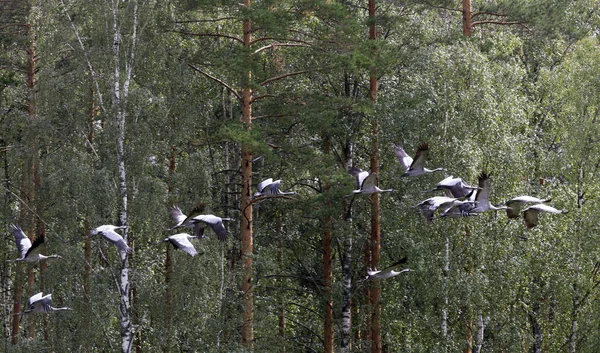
top-left (111, 0), bottom-right (139, 351)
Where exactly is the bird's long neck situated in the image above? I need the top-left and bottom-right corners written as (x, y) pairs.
top-left (51, 306), bottom-right (71, 311)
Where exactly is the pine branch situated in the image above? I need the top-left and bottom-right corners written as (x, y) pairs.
top-left (472, 20), bottom-right (526, 27)
top-left (176, 30), bottom-right (243, 43)
top-left (259, 70), bottom-right (311, 86)
top-left (254, 42), bottom-right (311, 54)
top-left (174, 17), bottom-right (235, 23)
top-left (188, 64), bottom-right (242, 101)
top-left (250, 36), bottom-right (312, 46)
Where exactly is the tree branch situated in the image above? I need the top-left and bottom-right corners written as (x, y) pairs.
top-left (254, 42), bottom-right (311, 54)
top-left (259, 70), bottom-right (311, 86)
top-left (174, 17), bottom-right (235, 24)
top-left (250, 36), bottom-right (313, 46)
top-left (472, 20), bottom-right (526, 27)
top-left (188, 64), bottom-right (242, 101)
top-left (250, 94), bottom-right (275, 103)
top-left (252, 114), bottom-right (286, 120)
top-left (472, 11), bottom-right (508, 19)
top-left (175, 30), bottom-right (243, 43)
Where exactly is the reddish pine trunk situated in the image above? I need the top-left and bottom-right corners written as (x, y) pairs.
top-left (462, 0), bottom-right (472, 36)
top-left (322, 136), bottom-right (334, 353)
top-left (241, 2), bottom-right (254, 347)
top-left (368, 1), bottom-right (381, 352)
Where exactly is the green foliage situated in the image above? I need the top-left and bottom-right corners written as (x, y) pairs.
top-left (3, 0), bottom-right (600, 352)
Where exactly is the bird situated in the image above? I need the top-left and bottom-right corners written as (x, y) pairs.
top-left (468, 172), bottom-right (508, 213)
top-left (504, 196), bottom-right (552, 219)
top-left (89, 225), bottom-right (131, 253)
top-left (171, 215), bottom-right (232, 241)
top-left (417, 196), bottom-right (472, 222)
top-left (253, 178), bottom-right (296, 198)
top-left (426, 176), bottom-right (479, 198)
top-left (347, 167), bottom-right (393, 196)
top-left (523, 204), bottom-right (567, 228)
top-left (157, 233), bottom-right (199, 256)
top-left (22, 292), bottom-right (71, 314)
top-left (366, 257), bottom-right (410, 280)
top-left (394, 142), bottom-right (445, 177)
top-left (169, 205), bottom-right (205, 229)
top-left (7, 224), bottom-right (61, 263)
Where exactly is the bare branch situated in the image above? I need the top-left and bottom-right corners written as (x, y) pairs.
top-left (250, 36), bottom-right (312, 46)
top-left (60, 0), bottom-right (107, 113)
top-left (254, 42), bottom-right (311, 54)
top-left (252, 114), bottom-right (286, 120)
top-left (0, 23), bottom-right (29, 30)
top-left (250, 94), bottom-right (275, 103)
top-left (259, 70), bottom-right (311, 86)
top-left (188, 64), bottom-right (242, 101)
top-left (472, 20), bottom-right (526, 27)
top-left (174, 17), bottom-right (235, 24)
top-left (472, 11), bottom-right (508, 18)
top-left (176, 30), bottom-right (243, 43)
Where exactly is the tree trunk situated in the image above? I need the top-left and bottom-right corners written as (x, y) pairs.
top-left (240, 1), bottom-right (254, 348)
top-left (462, 0), bottom-right (472, 36)
top-left (474, 314), bottom-right (484, 353)
top-left (340, 139), bottom-right (353, 353)
top-left (529, 302), bottom-right (543, 353)
top-left (368, 2), bottom-right (381, 352)
top-left (163, 146), bottom-right (177, 353)
top-left (111, 0), bottom-right (140, 351)
top-left (322, 136), bottom-right (334, 353)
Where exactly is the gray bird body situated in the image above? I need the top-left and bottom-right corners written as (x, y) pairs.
top-left (90, 225), bottom-right (131, 254)
top-left (7, 224), bottom-right (60, 263)
top-left (23, 292), bottom-right (71, 314)
top-left (348, 167), bottom-right (393, 196)
top-left (504, 196), bottom-right (551, 219)
top-left (159, 233), bottom-right (199, 256)
top-left (428, 176), bottom-right (479, 199)
top-left (469, 172), bottom-right (507, 213)
top-left (253, 178), bottom-right (296, 198)
top-left (523, 204), bottom-right (566, 228)
top-left (394, 143), bottom-right (445, 177)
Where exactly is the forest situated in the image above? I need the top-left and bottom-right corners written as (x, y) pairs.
top-left (1, 0), bottom-right (600, 352)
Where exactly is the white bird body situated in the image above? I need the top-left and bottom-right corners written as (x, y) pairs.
top-left (523, 204), bottom-right (567, 228)
top-left (504, 196), bottom-right (551, 219)
top-left (89, 225), bottom-right (131, 254)
top-left (23, 292), bottom-right (71, 314)
top-left (366, 268), bottom-right (410, 280)
top-left (253, 178), bottom-right (296, 198)
top-left (159, 233), bottom-right (199, 256)
top-left (394, 143), bottom-right (445, 177)
top-left (366, 257), bottom-right (410, 280)
top-left (348, 167), bottom-right (393, 196)
top-left (7, 224), bottom-right (60, 263)
top-left (417, 196), bottom-right (458, 222)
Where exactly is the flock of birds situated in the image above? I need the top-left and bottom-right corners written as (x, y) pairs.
top-left (6, 142), bottom-right (567, 313)
top-left (351, 142), bottom-right (567, 280)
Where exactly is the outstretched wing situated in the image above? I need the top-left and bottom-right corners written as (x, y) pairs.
top-left (410, 142), bottom-right (429, 170)
top-left (169, 234), bottom-right (198, 256)
top-left (349, 167), bottom-right (369, 189)
top-left (169, 206), bottom-right (187, 226)
top-left (101, 229), bottom-right (131, 253)
top-left (196, 215), bottom-right (228, 241)
top-left (256, 178), bottom-right (274, 193)
top-left (10, 224), bottom-right (31, 259)
top-left (393, 145), bottom-right (412, 172)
